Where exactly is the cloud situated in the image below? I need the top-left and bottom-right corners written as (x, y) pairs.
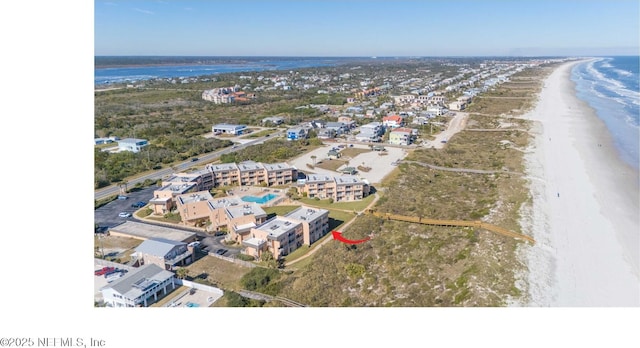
top-left (133, 8), bottom-right (154, 15)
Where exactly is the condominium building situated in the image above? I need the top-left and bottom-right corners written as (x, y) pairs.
top-left (284, 206), bottom-right (330, 246)
top-left (297, 174), bottom-right (369, 202)
top-left (149, 161), bottom-right (296, 216)
top-left (241, 205), bottom-right (329, 260)
top-left (173, 191), bottom-right (268, 233)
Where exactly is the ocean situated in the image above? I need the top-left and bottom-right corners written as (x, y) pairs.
top-left (571, 56), bottom-right (640, 169)
top-left (94, 57), bottom-right (354, 85)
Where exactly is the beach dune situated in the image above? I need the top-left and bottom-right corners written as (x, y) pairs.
top-left (521, 60), bottom-right (639, 306)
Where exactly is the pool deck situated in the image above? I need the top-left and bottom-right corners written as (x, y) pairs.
top-left (227, 186), bottom-right (288, 207)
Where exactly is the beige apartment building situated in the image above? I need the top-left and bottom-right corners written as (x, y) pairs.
top-left (297, 174), bottom-right (369, 202)
top-left (149, 161), bottom-right (295, 216)
top-left (174, 192), bottom-right (267, 232)
top-left (241, 205), bottom-right (329, 260)
top-left (175, 191), bottom-right (215, 226)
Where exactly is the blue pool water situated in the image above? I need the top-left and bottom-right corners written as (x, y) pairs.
top-left (241, 193), bottom-right (277, 204)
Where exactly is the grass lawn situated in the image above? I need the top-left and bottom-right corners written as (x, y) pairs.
top-left (327, 210), bottom-right (356, 230)
top-left (314, 159), bottom-right (348, 171)
top-left (243, 129), bottom-right (276, 138)
top-left (262, 205), bottom-right (301, 219)
top-left (184, 255), bottom-right (253, 291)
top-left (298, 194), bottom-right (375, 212)
top-left (339, 147), bottom-right (371, 158)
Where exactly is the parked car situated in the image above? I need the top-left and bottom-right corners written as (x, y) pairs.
top-left (131, 201), bottom-right (146, 208)
top-left (95, 267), bottom-right (115, 276)
top-left (215, 249), bottom-right (227, 255)
top-left (118, 212), bottom-right (131, 218)
top-left (117, 195), bottom-right (128, 200)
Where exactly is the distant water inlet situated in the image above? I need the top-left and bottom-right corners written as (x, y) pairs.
top-left (241, 193), bottom-right (278, 204)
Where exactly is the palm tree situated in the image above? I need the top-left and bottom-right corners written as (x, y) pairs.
top-left (175, 267), bottom-right (188, 280)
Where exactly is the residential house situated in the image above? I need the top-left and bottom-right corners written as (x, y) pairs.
top-left (100, 264), bottom-right (177, 307)
top-left (287, 127), bottom-right (308, 140)
top-left (382, 115), bottom-right (404, 128)
top-left (426, 105), bottom-right (447, 116)
top-left (212, 124), bottom-right (247, 135)
top-left (117, 138), bottom-right (149, 153)
top-left (132, 238), bottom-right (193, 271)
top-left (355, 122), bottom-right (384, 142)
top-left (325, 122), bottom-right (349, 135)
top-left (389, 127), bottom-right (414, 145)
top-left (317, 128), bottom-right (337, 139)
top-left (261, 116), bottom-right (285, 125)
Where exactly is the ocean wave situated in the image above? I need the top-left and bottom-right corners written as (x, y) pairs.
top-left (613, 68), bottom-right (633, 77)
top-left (585, 61), bottom-right (640, 108)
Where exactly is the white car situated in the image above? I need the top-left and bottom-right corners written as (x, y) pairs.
top-left (118, 212), bottom-right (131, 218)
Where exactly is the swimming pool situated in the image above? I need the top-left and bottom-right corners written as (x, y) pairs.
top-left (241, 193), bottom-right (277, 204)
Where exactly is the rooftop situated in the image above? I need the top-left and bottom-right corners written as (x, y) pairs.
top-left (238, 161), bottom-right (264, 171)
top-left (285, 205), bottom-right (328, 223)
top-left (101, 264), bottom-right (174, 301)
top-left (207, 196), bottom-right (243, 209)
top-left (135, 238), bottom-right (186, 257)
top-left (206, 163), bottom-right (238, 172)
top-left (256, 217), bottom-right (301, 239)
top-left (263, 162), bottom-right (292, 171)
top-left (335, 175), bottom-right (364, 185)
top-left (157, 183), bottom-right (196, 194)
top-left (177, 191), bottom-right (214, 205)
top-left (226, 203), bottom-right (267, 219)
top-left (305, 174), bottom-right (334, 183)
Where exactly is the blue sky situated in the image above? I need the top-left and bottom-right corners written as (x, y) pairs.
top-left (93, 0), bottom-right (640, 56)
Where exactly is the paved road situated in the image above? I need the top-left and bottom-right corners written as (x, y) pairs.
top-left (94, 132), bottom-right (284, 201)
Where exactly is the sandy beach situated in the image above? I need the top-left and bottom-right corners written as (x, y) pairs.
top-left (520, 60), bottom-right (640, 306)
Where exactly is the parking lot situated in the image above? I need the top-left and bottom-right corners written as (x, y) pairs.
top-left (94, 186), bottom-right (156, 230)
top-left (288, 143), bottom-right (409, 184)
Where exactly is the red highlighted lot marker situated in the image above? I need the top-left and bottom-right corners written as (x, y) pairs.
top-left (331, 230), bottom-right (371, 245)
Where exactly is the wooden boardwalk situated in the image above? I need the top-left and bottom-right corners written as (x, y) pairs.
top-left (366, 210), bottom-right (535, 244)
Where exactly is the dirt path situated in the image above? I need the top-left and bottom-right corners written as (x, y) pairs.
top-left (422, 112), bottom-right (469, 149)
top-left (400, 160), bottom-right (523, 176)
